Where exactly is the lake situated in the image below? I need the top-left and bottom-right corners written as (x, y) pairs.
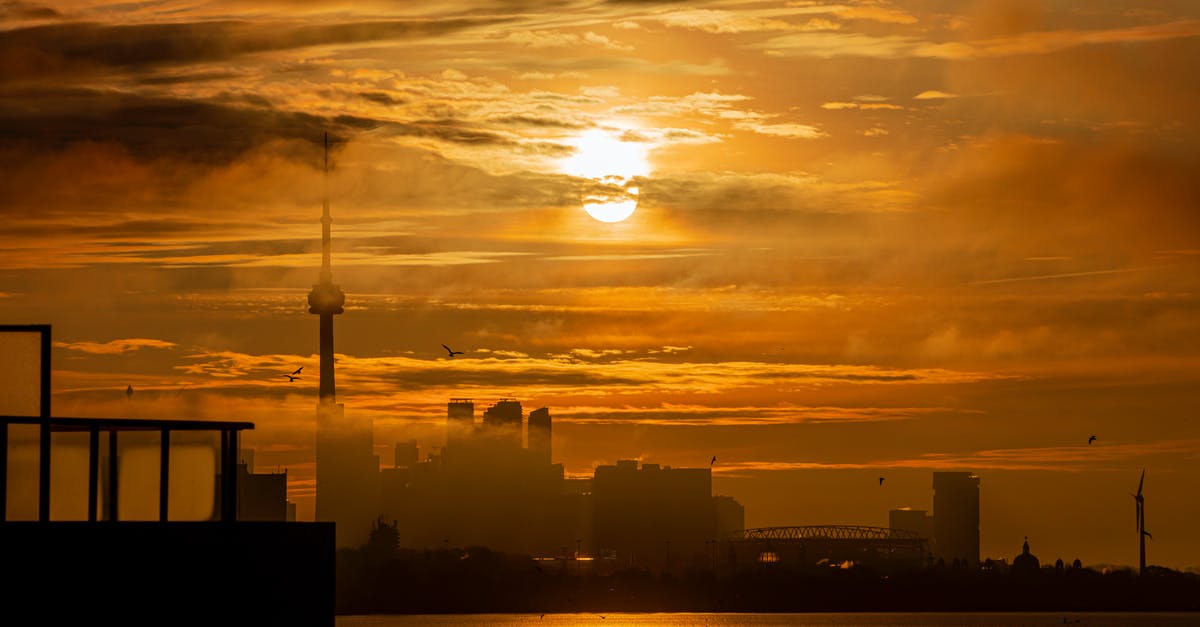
top-left (336, 612), bottom-right (1200, 626)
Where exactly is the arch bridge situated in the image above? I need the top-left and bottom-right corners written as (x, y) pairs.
top-left (721, 525), bottom-right (927, 571)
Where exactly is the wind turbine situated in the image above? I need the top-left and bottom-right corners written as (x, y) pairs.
top-left (1134, 468), bottom-right (1147, 575)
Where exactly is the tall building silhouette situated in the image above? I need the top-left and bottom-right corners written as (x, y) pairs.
top-left (889, 508), bottom-right (933, 537)
top-left (309, 134), bottom-right (378, 548)
top-left (932, 471), bottom-right (980, 567)
top-left (447, 398), bottom-right (475, 448)
top-left (527, 406), bottom-right (552, 465)
top-left (481, 398), bottom-right (523, 447)
top-left (592, 460), bottom-right (716, 572)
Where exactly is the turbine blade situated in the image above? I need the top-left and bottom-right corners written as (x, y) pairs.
top-left (1137, 468), bottom-right (1144, 496)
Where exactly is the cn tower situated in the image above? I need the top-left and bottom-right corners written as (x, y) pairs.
top-left (308, 132), bottom-right (345, 402)
top-left (309, 133), bottom-right (378, 549)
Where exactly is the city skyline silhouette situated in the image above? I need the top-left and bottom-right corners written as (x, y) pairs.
top-left (1, 0), bottom-right (1199, 579)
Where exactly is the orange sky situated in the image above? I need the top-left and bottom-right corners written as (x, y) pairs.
top-left (2, 0), bottom-right (1198, 570)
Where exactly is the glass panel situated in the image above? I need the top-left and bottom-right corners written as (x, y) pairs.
top-left (116, 431), bottom-right (160, 521)
top-left (0, 330), bottom-right (42, 417)
top-left (97, 431), bottom-right (113, 520)
top-left (5, 423), bottom-right (40, 520)
top-left (168, 431), bottom-right (217, 521)
top-left (50, 431), bottom-right (90, 520)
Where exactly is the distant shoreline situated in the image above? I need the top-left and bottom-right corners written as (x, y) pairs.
top-left (335, 548), bottom-right (1200, 615)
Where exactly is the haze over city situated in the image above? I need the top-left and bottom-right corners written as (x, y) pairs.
top-left (1, 0), bottom-right (1198, 572)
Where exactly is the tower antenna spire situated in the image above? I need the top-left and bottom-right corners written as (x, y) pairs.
top-left (320, 132), bottom-right (332, 284)
top-left (308, 130), bottom-right (345, 402)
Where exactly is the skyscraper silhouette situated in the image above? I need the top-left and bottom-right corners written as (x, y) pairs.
top-left (447, 398), bottom-right (475, 448)
top-left (481, 399), bottom-right (523, 447)
top-left (932, 471), bottom-right (980, 568)
top-left (527, 407), bottom-right (552, 465)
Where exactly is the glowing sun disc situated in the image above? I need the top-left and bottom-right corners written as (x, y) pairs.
top-left (583, 199), bottom-right (637, 223)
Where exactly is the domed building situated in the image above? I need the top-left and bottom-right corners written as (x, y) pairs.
top-left (1011, 536), bottom-right (1041, 576)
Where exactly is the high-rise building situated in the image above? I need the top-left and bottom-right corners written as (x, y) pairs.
top-left (889, 507), bottom-right (934, 559)
top-left (310, 134), bottom-right (379, 549)
top-left (447, 399), bottom-right (474, 447)
top-left (481, 399), bottom-right (522, 447)
top-left (592, 460), bottom-right (716, 572)
top-left (932, 471), bottom-right (980, 567)
top-left (394, 439), bottom-right (418, 468)
top-left (527, 406), bottom-right (551, 465)
top-left (714, 495), bottom-right (744, 536)
top-left (236, 462), bottom-right (289, 521)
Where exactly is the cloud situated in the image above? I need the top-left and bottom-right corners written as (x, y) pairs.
top-left (154, 347), bottom-right (1010, 406)
top-left (734, 121), bottom-right (827, 139)
top-left (648, 4), bottom-right (917, 34)
top-left (55, 338), bottom-right (176, 354)
top-left (555, 404), bottom-right (970, 426)
top-left (754, 19), bottom-right (1200, 59)
top-left (827, 5), bottom-right (917, 25)
top-left (0, 16), bottom-right (508, 81)
top-left (717, 439), bottom-right (1200, 473)
top-left (0, 1), bottom-right (61, 22)
top-left (913, 90), bottom-right (957, 100)
top-left (498, 30), bottom-right (632, 51)
top-left (822, 101), bottom-right (905, 110)
top-left (653, 9), bottom-right (801, 34)
top-left (0, 87), bottom-right (353, 163)
top-left (967, 268), bottom-right (1137, 286)
top-left (635, 170), bottom-right (911, 214)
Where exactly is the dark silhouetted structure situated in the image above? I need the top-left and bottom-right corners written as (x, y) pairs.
top-left (447, 398), bottom-right (475, 447)
top-left (0, 324), bottom-right (333, 625)
top-left (1135, 467), bottom-right (1148, 575)
top-left (889, 507), bottom-right (933, 550)
top-left (932, 471), bottom-right (980, 568)
top-left (722, 525), bottom-right (926, 572)
top-left (394, 439), bottom-right (419, 468)
top-left (481, 398), bottom-right (523, 447)
top-left (528, 406), bottom-right (552, 465)
top-left (592, 459), bottom-right (716, 573)
top-left (377, 403), bottom-right (742, 572)
top-left (715, 494), bottom-right (745, 536)
top-left (236, 447), bottom-right (289, 521)
top-left (1011, 536), bottom-right (1041, 576)
top-left (308, 134), bottom-right (378, 548)
top-left (379, 398), bottom-right (574, 556)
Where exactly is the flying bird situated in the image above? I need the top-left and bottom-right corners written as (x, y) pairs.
top-left (291, 366), bottom-right (303, 376)
top-left (1088, 435), bottom-right (1096, 445)
top-left (878, 477), bottom-right (885, 486)
top-left (711, 456), bottom-right (717, 466)
top-left (442, 344), bottom-right (465, 358)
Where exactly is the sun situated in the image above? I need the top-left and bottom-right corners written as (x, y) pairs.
top-left (559, 127), bottom-right (650, 223)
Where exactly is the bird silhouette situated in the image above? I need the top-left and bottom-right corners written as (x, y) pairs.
top-left (1088, 435), bottom-right (1097, 445)
top-left (878, 476), bottom-right (885, 486)
top-left (284, 374), bottom-right (300, 382)
top-left (711, 455), bottom-right (717, 466)
top-left (125, 385), bottom-right (133, 399)
top-left (291, 366), bottom-right (303, 376)
top-left (442, 344), bottom-right (465, 358)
